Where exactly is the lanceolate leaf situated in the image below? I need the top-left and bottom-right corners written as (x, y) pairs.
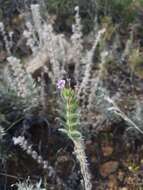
top-left (58, 83), bottom-right (82, 141)
top-left (70, 130), bottom-right (82, 139)
top-left (58, 128), bottom-right (69, 136)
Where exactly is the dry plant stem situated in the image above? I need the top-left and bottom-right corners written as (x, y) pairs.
top-left (0, 172), bottom-right (23, 180)
top-left (40, 70), bottom-right (47, 112)
top-left (31, 4), bottom-right (43, 48)
top-left (73, 139), bottom-right (92, 190)
top-left (13, 136), bottom-right (71, 190)
top-left (5, 56), bottom-right (40, 110)
top-left (71, 6), bottom-right (83, 83)
top-left (45, 24), bottom-right (61, 81)
top-left (121, 31), bottom-right (133, 62)
top-left (77, 28), bottom-right (106, 98)
top-left (0, 22), bottom-right (11, 55)
top-left (88, 51), bottom-right (108, 109)
top-left (0, 126), bottom-right (5, 141)
top-left (26, 49), bottom-right (49, 73)
top-left (106, 96), bottom-right (143, 134)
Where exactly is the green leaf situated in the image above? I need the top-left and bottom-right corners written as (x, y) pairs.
top-left (59, 119), bottom-right (68, 128)
top-left (70, 131), bottom-right (82, 139)
top-left (58, 128), bottom-right (68, 135)
top-left (68, 113), bottom-right (79, 122)
top-left (62, 88), bottom-right (75, 98)
top-left (70, 122), bottom-right (80, 130)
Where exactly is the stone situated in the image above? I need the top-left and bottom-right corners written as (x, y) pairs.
top-left (108, 175), bottom-right (118, 190)
top-left (99, 161), bottom-right (119, 177)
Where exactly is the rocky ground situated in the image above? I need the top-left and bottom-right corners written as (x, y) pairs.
top-left (0, 1), bottom-right (143, 190)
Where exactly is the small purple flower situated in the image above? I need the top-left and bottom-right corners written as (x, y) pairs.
top-left (57, 80), bottom-right (65, 89)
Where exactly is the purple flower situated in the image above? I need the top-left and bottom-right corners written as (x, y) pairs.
top-left (57, 80), bottom-right (65, 89)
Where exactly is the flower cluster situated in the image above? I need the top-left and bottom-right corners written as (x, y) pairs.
top-left (57, 79), bottom-right (65, 89)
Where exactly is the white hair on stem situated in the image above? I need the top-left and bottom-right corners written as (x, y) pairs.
top-left (73, 138), bottom-right (92, 190)
top-left (23, 21), bottom-right (39, 55)
top-left (77, 28), bottom-right (106, 98)
top-left (13, 136), bottom-right (71, 189)
top-left (71, 6), bottom-right (83, 83)
top-left (4, 56), bottom-right (40, 110)
top-left (0, 22), bottom-right (11, 55)
top-left (88, 50), bottom-right (109, 110)
top-left (105, 95), bottom-right (143, 134)
top-left (31, 4), bottom-right (43, 48)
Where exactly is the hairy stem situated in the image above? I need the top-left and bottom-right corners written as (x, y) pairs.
top-left (73, 139), bottom-right (92, 190)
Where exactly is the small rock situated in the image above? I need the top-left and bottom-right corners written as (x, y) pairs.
top-left (99, 161), bottom-right (119, 177)
top-left (108, 175), bottom-right (118, 190)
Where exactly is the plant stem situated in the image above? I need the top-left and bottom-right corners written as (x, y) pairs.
top-left (73, 139), bottom-right (92, 190)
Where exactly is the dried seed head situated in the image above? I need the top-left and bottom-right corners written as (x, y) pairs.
top-left (37, 155), bottom-right (43, 164)
top-left (31, 150), bottom-right (38, 160)
top-left (27, 146), bottom-right (32, 154)
top-left (43, 160), bottom-right (48, 169)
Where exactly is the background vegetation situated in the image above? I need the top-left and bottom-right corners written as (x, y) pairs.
top-left (0, 0), bottom-right (143, 190)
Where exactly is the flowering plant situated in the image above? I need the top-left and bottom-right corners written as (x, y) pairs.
top-left (57, 80), bottom-right (81, 140)
top-left (57, 79), bottom-right (92, 190)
